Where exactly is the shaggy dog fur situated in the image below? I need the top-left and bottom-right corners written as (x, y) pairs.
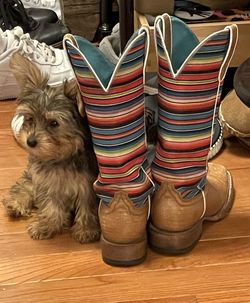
top-left (2, 53), bottom-right (100, 243)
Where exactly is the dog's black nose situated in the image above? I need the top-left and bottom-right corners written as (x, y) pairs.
top-left (27, 137), bottom-right (37, 148)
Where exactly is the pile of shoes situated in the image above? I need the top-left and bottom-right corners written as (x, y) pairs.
top-left (0, 0), bottom-right (74, 101)
top-left (220, 58), bottom-right (250, 149)
top-left (0, 0), bottom-right (69, 46)
top-left (0, 26), bottom-right (74, 100)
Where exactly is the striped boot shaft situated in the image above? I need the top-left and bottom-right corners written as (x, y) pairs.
top-left (152, 15), bottom-right (236, 199)
top-left (64, 28), bottom-right (154, 205)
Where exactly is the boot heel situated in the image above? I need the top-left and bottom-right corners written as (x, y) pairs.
top-left (148, 220), bottom-right (203, 255)
top-left (101, 234), bottom-right (147, 267)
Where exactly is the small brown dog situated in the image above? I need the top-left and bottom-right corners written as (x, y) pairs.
top-left (2, 53), bottom-right (100, 243)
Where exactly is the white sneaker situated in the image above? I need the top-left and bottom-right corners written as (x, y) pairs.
top-left (0, 27), bottom-right (75, 100)
top-left (22, 0), bottom-right (64, 20)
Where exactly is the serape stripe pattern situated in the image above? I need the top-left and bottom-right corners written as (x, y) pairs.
top-left (65, 30), bottom-right (154, 205)
top-left (152, 17), bottom-right (231, 199)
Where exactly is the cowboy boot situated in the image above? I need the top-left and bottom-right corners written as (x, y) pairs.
top-left (64, 27), bottom-right (154, 266)
top-left (149, 13), bottom-right (238, 254)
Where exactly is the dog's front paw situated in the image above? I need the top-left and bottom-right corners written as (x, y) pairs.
top-left (2, 198), bottom-right (31, 218)
top-left (27, 221), bottom-right (56, 240)
top-left (71, 224), bottom-right (100, 243)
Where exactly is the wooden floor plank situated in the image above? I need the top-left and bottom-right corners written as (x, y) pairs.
top-left (0, 168), bottom-right (26, 189)
top-left (0, 130), bottom-right (23, 151)
top-left (201, 211), bottom-right (250, 240)
top-left (0, 232), bottom-right (99, 259)
top-left (0, 237), bottom-right (250, 286)
top-left (0, 101), bottom-right (16, 112)
top-left (1, 263), bottom-right (250, 303)
top-left (197, 290), bottom-right (250, 303)
top-left (0, 150), bottom-right (27, 169)
top-left (0, 111), bottom-right (14, 130)
top-left (116, 297), bottom-right (197, 303)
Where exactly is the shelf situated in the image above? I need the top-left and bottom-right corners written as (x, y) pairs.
top-left (135, 11), bottom-right (250, 72)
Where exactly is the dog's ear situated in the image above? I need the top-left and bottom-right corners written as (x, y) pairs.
top-left (64, 79), bottom-right (85, 117)
top-left (10, 52), bottom-right (48, 90)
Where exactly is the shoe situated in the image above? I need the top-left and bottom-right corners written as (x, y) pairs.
top-left (0, 27), bottom-right (74, 100)
top-left (29, 20), bottom-right (70, 47)
top-left (0, 0), bottom-right (69, 46)
top-left (220, 89), bottom-right (250, 138)
top-left (149, 163), bottom-right (235, 254)
top-left (174, 0), bottom-right (213, 21)
top-left (99, 192), bottom-right (149, 266)
top-left (9, 0), bottom-right (59, 23)
top-left (26, 8), bottom-right (58, 23)
top-left (149, 13), bottom-right (237, 254)
top-left (151, 14), bottom-right (237, 193)
top-left (64, 27), bottom-right (154, 266)
top-left (0, 0), bottom-right (58, 24)
top-left (219, 56), bottom-right (250, 143)
top-left (22, 0), bottom-right (64, 20)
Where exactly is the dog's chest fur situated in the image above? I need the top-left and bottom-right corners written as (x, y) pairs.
top-left (29, 156), bottom-right (94, 210)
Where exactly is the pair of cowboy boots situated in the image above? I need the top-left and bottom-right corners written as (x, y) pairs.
top-left (64, 14), bottom-right (238, 266)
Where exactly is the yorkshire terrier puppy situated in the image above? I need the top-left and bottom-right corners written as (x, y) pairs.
top-left (2, 53), bottom-right (100, 243)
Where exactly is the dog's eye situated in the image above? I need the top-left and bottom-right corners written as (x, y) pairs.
top-left (25, 116), bottom-right (33, 123)
top-left (49, 120), bottom-right (59, 128)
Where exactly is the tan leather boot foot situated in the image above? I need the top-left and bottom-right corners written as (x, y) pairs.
top-left (149, 163), bottom-right (235, 255)
top-left (99, 191), bottom-right (149, 266)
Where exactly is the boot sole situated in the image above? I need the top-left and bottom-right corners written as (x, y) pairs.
top-left (149, 219), bottom-right (202, 255)
top-left (101, 234), bottom-right (147, 267)
top-left (149, 171), bottom-right (235, 255)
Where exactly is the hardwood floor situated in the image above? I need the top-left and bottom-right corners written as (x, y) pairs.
top-left (0, 100), bottom-right (250, 303)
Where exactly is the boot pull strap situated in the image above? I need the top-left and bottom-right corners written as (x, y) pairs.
top-left (219, 24), bottom-right (238, 82)
top-left (63, 34), bottom-right (79, 49)
top-left (161, 13), bottom-right (172, 58)
top-left (200, 189), bottom-right (207, 219)
top-left (62, 34), bottom-right (85, 116)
